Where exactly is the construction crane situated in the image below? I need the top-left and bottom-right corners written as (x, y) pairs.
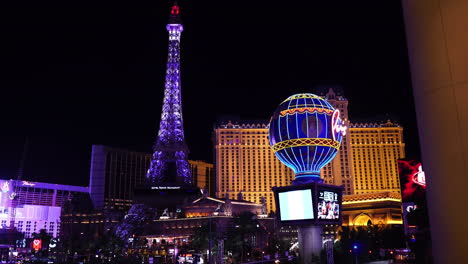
top-left (9, 137), bottom-right (28, 229)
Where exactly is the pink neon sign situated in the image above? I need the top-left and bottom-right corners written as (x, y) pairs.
top-left (331, 110), bottom-right (347, 140)
top-left (32, 239), bottom-right (42, 251)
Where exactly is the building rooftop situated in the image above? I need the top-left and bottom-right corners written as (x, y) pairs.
top-left (1, 179), bottom-right (88, 192)
top-left (343, 191), bottom-right (401, 204)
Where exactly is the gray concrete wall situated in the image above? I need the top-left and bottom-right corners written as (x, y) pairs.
top-left (401, 0), bottom-right (468, 263)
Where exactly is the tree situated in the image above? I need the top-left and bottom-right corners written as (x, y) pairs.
top-left (32, 229), bottom-right (52, 246)
top-left (114, 204), bottom-right (155, 242)
top-left (30, 229), bottom-right (52, 258)
top-left (190, 221), bottom-right (217, 252)
top-left (264, 233), bottom-right (290, 258)
top-left (336, 225), bottom-right (406, 264)
top-left (61, 192), bottom-right (96, 258)
top-left (225, 211), bottom-right (264, 262)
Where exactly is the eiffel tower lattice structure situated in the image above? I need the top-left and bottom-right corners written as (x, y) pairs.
top-left (146, 1), bottom-right (192, 185)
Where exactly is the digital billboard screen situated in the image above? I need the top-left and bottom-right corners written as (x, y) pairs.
top-left (398, 159), bottom-right (428, 235)
top-left (278, 189), bottom-right (314, 221)
top-left (317, 189), bottom-right (340, 220)
top-left (273, 182), bottom-right (342, 225)
top-left (398, 159), bottom-right (426, 203)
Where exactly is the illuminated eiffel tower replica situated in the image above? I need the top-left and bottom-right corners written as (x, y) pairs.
top-left (132, 1), bottom-right (201, 213)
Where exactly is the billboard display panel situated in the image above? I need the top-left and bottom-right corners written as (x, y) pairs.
top-left (398, 159), bottom-right (426, 203)
top-left (317, 189), bottom-right (340, 220)
top-left (398, 159), bottom-right (428, 235)
top-left (273, 182), bottom-right (342, 225)
top-left (278, 189), bottom-right (314, 221)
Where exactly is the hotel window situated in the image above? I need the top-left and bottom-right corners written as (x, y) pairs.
top-left (26, 221), bottom-right (32, 237)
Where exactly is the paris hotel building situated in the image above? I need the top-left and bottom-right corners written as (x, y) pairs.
top-left (214, 88), bottom-right (405, 213)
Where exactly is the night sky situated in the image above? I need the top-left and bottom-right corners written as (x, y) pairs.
top-left (0, 1), bottom-right (419, 187)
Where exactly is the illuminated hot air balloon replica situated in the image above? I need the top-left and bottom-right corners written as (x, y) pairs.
top-left (268, 93), bottom-right (347, 184)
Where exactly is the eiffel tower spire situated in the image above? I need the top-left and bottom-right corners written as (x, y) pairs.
top-left (146, 1), bottom-right (192, 185)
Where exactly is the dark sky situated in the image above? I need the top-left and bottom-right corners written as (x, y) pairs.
top-left (0, 1), bottom-right (420, 187)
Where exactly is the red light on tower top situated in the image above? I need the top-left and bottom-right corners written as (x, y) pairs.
top-left (171, 4), bottom-right (180, 15)
top-left (168, 1), bottom-right (182, 24)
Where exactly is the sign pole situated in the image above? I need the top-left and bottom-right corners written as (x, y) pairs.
top-left (298, 224), bottom-right (322, 264)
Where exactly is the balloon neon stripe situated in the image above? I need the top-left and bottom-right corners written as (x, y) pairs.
top-left (271, 138), bottom-right (341, 152)
top-left (279, 107), bottom-right (334, 117)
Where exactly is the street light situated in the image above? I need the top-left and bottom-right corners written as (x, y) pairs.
top-left (352, 243), bottom-right (359, 264)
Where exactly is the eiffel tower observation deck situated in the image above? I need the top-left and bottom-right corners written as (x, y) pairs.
top-left (132, 1), bottom-right (201, 209)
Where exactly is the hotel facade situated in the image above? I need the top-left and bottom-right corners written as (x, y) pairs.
top-left (214, 88), bottom-right (405, 212)
top-left (214, 121), bottom-right (294, 213)
top-left (350, 121), bottom-right (405, 194)
top-left (0, 179), bottom-right (88, 238)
